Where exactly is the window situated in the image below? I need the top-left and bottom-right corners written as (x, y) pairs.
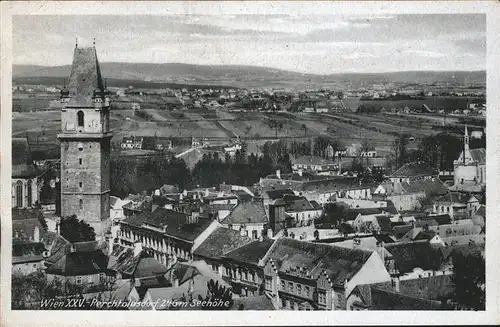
top-left (252, 230), bottom-right (258, 240)
top-left (16, 180), bottom-right (23, 208)
top-left (265, 277), bottom-right (272, 291)
top-left (243, 271), bottom-right (248, 280)
top-left (281, 299), bottom-right (286, 309)
top-left (288, 282), bottom-right (293, 292)
top-left (318, 291), bottom-right (326, 304)
top-left (225, 267), bottom-right (230, 276)
top-left (79, 182), bottom-right (82, 188)
top-left (27, 180), bottom-right (32, 207)
top-left (79, 199), bottom-right (83, 210)
top-left (77, 110), bottom-right (84, 127)
top-left (297, 284), bottom-right (302, 295)
top-left (281, 280), bottom-right (286, 290)
top-left (335, 293), bottom-right (343, 308)
top-left (305, 286), bottom-right (310, 297)
top-left (286, 300), bottom-right (291, 309)
top-left (250, 272), bottom-right (255, 282)
top-left (87, 275), bottom-right (93, 284)
top-left (79, 158), bottom-right (82, 165)
top-left (76, 276), bottom-right (83, 284)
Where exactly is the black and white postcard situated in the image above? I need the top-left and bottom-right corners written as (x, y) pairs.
top-left (1, 1), bottom-right (499, 326)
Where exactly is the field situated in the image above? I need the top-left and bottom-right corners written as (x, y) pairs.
top-left (14, 102), bottom-right (465, 162)
top-left (359, 96), bottom-right (479, 111)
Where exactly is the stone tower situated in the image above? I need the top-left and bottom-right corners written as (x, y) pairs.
top-left (57, 43), bottom-right (112, 238)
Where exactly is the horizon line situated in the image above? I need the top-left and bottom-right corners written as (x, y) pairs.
top-left (13, 62), bottom-right (487, 77)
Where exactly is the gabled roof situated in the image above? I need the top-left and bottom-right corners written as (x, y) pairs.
top-left (469, 148), bottom-right (486, 164)
top-left (12, 138), bottom-right (40, 178)
top-left (385, 241), bottom-right (443, 274)
top-left (390, 162), bottom-right (437, 178)
top-left (435, 192), bottom-right (476, 205)
top-left (223, 239), bottom-right (275, 266)
top-left (193, 227), bottom-right (252, 260)
top-left (45, 250), bottom-right (109, 276)
top-left (284, 196), bottom-right (316, 212)
top-left (267, 238), bottom-right (373, 285)
top-left (421, 214), bottom-right (451, 226)
top-left (222, 201), bottom-right (268, 225)
top-left (66, 46), bottom-right (105, 107)
top-left (109, 246), bottom-right (168, 278)
top-left (265, 189), bottom-right (295, 200)
top-left (375, 216), bottom-right (393, 233)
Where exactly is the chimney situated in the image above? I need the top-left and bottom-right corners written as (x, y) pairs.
top-left (267, 228), bottom-right (273, 239)
top-left (394, 277), bottom-right (400, 292)
top-left (133, 241), bottom-right (142, 257)
top-left (276, 170), bottom-right (281, 179)
top-left (70, 244), bottom-right (76, 253)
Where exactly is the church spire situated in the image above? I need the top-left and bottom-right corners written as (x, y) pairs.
top-left (463, 124), bottom-right (469, 164)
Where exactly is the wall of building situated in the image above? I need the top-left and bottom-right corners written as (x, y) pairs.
top-left (12, 261), bottom-right (43, 275)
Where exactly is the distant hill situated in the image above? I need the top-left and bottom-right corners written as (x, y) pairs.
top-left (13, 62), bottom-right (486, 88)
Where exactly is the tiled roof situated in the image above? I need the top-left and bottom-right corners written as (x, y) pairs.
top-left (367, 286), bottom-right (445, 310)
top-left (109, 246), bottom-right (167, 278)
top-left (45, 250), bottom-right (109, 276)
top-left (122, 208), bottom-right (212, 242)
top-left (469, 148), bottom-right (486, 164)
top-left (421, 215), bottom-right (451, 226)
top-left (284, 196), bottom-right (316, 213)
top-left (265, 189), bottom-right (295, 200)
top-left (67, 46), bottom-right (105, 107)
top-left (223, 239), bottom-right (275, 266)
top-left (375, 216), bottom-right (392, 233)
top-left (193, 227), bottom-right (252, 260)
top-left (232, 294), bottom-right (276, 310)
top-left (435, 192), bottom-right (473, 205)
top-left (12, 138), bottom-right (40, 178)
top-left (222, 201), bottom-right (268, 225)
top-left (267, 238), bottom-right (373, 285)
top-left (296, 177), bottom-right (361, 193)
top-left (390, 162), bottom-right (437, 178)
top-left (385, 242), bottom-right (443, 274)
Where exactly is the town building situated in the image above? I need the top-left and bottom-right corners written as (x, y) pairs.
top-left (57, 43), bottom-right (112, 238)
top-left (262, 238), bottom-right (391, 310)
top-left (221, 201), bottom-right (270, 240)
top-left (117, 207), bottom-right (218, 263)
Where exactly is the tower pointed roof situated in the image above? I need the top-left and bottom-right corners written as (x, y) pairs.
top-left (66, 45), bottom-right (104, 107)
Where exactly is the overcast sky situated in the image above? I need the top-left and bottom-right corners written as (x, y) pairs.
top-left (13, 14), bottom-right (485, 74)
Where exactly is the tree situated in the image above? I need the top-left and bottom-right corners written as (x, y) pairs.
top-left (197, 279), bottom-right (234, 310)
top-left (268, 119), bottom-right (284, 138)
top-left (419, 133), bottom-right (462, 171)
top-left (392, 134), bottom-right (410, 169)
top-left (450, 251), bottom-right (485, 310)
top-left (317, 202), bottom-right (349, 228)
top-left (59, 215), bottom-right (96, 242)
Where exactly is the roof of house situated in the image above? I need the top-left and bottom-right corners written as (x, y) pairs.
top-left (385, 241), bottom-right (443, 274)
top-left (295, 177), bottom-right (359, 193)
top-left (222, 201), bottom-right (268, 225)
top-left (375, 216), bottom-right (393, 233)
top-left (421, 214), bottom-right (451, 226)
top-left (390, 162), bottom-right (437, 178)
top-left (12, 138), bottom-right (40, 178)
top-left (108, 245), bottom-right (168, 278)
top-left (12, 209), bottom-right (46, 243)
top-left (435, 192), bottom-right (475, 205)
top-left (284, 196), bottom-right (316, 213)
top-left (12, 242), bottom-right (46, 264)
top-left (265, 189), bottom-right (295, 200)
top-left (122, 208), bottom-right (212, 242)
top-left (193, 227), bottom-right (252, 260)
top-left (45, 250), bottom-right (109, 276)
top-left (267, 238), bottom-right (373, 285)
top-left (231, 294), bottom-right (276, 310)
top-left (392, 225), bottom-right (414, 239)
top-left (66, 46), bottom-right (105, 107)
top-left (469, 148), bottom-right (486, 164)
top-left (403, 178), bottom-right (449, 196)
top-left (223, 239), bottom-right (275, 266)
top-left (40, 231), bottom-right (70, 265)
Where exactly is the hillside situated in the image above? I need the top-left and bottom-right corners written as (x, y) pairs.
top-left (13, 63), bottom-right (486, 88)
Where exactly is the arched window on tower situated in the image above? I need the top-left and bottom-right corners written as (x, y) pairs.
top-left (16, 180), bottom-right (23, 208)
top-left (27, 179), bottom-right (32, 207)
top-left (79, 199), bottom-right (83, 210)
top-left (77, 111), bottom-right (84, 127)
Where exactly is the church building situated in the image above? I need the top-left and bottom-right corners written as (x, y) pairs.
top-left (452, 125), bottom-right (486, 192)
top-left (57, 41), bottom-right (112, 238)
